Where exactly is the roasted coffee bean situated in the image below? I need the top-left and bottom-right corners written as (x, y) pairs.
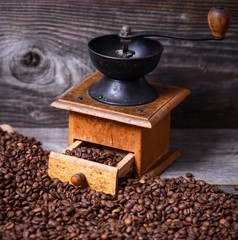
top-left (186, 172), bottom-right (193, 178)
top-left (165, 205), bottom-right (173, 214)
top-left (64, 145), bottom-right (123, 166)
top-left (235, 185), bottom-right (238, 191)
top-left (124, 218), bottom-right (132, 225)
top-left (0, 127), bottom-right (238, 240)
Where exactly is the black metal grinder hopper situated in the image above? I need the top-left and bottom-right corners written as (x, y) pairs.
top-left (88, 6), bottom-right (230, 106)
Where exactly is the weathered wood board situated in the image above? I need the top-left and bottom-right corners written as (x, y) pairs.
top-left (0, 0), bottom-right (237, 128)
top-left (15, 128), bottom-right (238, 193)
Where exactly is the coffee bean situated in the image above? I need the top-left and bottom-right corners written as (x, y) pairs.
top-left (178, 203), bottom-right (187, 210)
top-left (32, 182), bottom-right (39, 188)
top-left (186, 172), bottom-right (193, 178)
top-left (31, 207), bottom-right (42, 213)
top-left (219, 218), bottom-right (231, 228)
top-left (126, 225), bottom-right (133, 233)
top-left (124, 218), bottom-right (132, 225)
top-left (5, 222), bottom-right (14, 229)
top-left (165, 205), bottom-right (173, 214)
top-left (197, 180), bottom-right (206, 186)
top-left (235, 185), bottom-right (238, 191)
top-left (4, 173), bottom-right (12, 180)
top-left (15, 174), bottom-right (22, 183)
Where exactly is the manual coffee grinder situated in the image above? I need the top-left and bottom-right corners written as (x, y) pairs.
top-left (48, 7), bottom-right (230, 195)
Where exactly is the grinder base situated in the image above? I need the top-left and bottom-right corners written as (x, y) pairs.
top-left (50, 71), bottom-right (190, 194)
top-left (88, 75), bottom-right (158, 106)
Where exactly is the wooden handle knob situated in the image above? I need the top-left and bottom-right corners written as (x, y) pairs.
top-left (71, 173), bottom-right (85, 186)
top-left (208, 6), bottom-right (231, 38)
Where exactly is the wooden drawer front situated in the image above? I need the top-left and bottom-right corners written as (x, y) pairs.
top-left (48, 141), bottom-right (134, 195)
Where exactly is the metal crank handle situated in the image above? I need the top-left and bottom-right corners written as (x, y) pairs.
top-left (119, 6), bottom-right (231, 41)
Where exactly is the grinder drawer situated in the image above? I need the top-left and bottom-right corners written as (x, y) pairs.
top-left (48, 140), bottom-right (134, 195)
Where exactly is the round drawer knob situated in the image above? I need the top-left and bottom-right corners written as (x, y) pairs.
top-left (71, 173), bottom-right (85, 186)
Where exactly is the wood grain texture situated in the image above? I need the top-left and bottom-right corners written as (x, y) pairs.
top-left (161, 128), bottom-right (238, 186)
top-left (68, 110), bottom-right (175, 175)
top-left (49, 140), bottom-right (135, 194)
top-left (68, 111), bottom-right (143, 173)
top-left (68, 111), bottom-right (142, 152)
top-left (0, 0), bottom-right (237, 128)
top-left (15, 127), bottom-right (238, 193)
top-left (117, 153), bottom-right (135, 178)
top-left (49, 151), bottom-right (119, 195)
top-left (141, 113), bottom-right (171, 173)
top-left (62, 140), bottom-right (82, 153)
top-left (146, 148), bottom-right (180, 176)
top-left (0, 124), bottom-right (15, 134)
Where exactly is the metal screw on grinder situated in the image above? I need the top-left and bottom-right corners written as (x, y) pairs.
top-left (119, 25), bottom-right (132, 37)
top-left (116, 25), bottom-right (135, 58)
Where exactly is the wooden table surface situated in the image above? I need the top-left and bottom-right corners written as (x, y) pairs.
top-left (15, 128), bottom-right (238, 194)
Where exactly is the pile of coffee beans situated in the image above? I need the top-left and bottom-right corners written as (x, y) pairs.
top-left (64, 146), bottom-right (123, 166)
top-left (0, 127), bottom-right (238, 239)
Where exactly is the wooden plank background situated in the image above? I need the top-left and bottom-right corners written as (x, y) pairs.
top-left (0, 0), bottom-right (237, 128)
